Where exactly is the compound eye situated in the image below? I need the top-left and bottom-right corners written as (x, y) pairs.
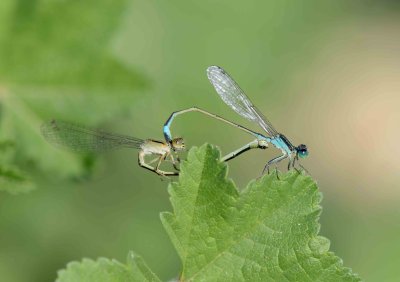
top-left (299, 149), bottom-right (309, 158)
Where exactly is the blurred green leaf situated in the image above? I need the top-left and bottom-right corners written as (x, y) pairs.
top-left (161, 144), bottom-right (361, 281)
top-left (56, 252), bottom-right (161, 282)
top-left (0, 0), bottom-right (149, 192)
top-left (0, 0), bottom-right (146, 88)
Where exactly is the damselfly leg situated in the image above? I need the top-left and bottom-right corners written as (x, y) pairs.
top-left (262, 154), bottom-right (288, 175)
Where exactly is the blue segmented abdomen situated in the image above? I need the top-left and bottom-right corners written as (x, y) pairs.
top-left (163, 125), bottom-right (172, 142)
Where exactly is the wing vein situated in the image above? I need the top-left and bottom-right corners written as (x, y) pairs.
top-left (41, 120), bottom-right (144, 153)
top-left (206, 66), bottom-right (279, 136)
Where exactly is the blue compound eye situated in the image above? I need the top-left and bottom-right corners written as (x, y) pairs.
top-left (297, 144), bottom-right (308, 158)
top-left (299, 149), bottom-right (308, 158)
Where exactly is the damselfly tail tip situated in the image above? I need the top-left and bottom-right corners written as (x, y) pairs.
top-left (207, 65), bottom-right (224, 75)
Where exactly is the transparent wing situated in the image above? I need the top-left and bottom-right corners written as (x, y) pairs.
top-left (41, 120), bottom-right (144, 153)
top-left (206, 66), bottom-right (279, 136)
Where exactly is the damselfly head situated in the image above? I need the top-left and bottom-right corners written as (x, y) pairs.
top-left (296, 144), bottom-right (308, 158)
top-left (171, 138), bottom-right (185, 151)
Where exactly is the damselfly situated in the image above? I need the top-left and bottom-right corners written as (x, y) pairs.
top-left (41, 120), bottom-right (185, 176)
top-left (163, 66), bottom-right (308, 173)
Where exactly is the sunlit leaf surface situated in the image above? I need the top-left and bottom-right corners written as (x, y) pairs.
top-left (161, 144), bottom-right (361, 281)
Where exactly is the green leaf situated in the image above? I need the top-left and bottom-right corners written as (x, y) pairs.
top-left (0, 0), bottom-right (149, 192)
top-left (56, 251), bottom-right (161, 282)
top-left (161, 144), bottom-right (361, 281)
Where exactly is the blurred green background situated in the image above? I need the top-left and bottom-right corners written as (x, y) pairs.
top-left (0, 0), bottom-right (399, 281)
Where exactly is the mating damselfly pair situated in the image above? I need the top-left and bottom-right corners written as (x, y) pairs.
top-left (41, 66), bottom-right (308, 177)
